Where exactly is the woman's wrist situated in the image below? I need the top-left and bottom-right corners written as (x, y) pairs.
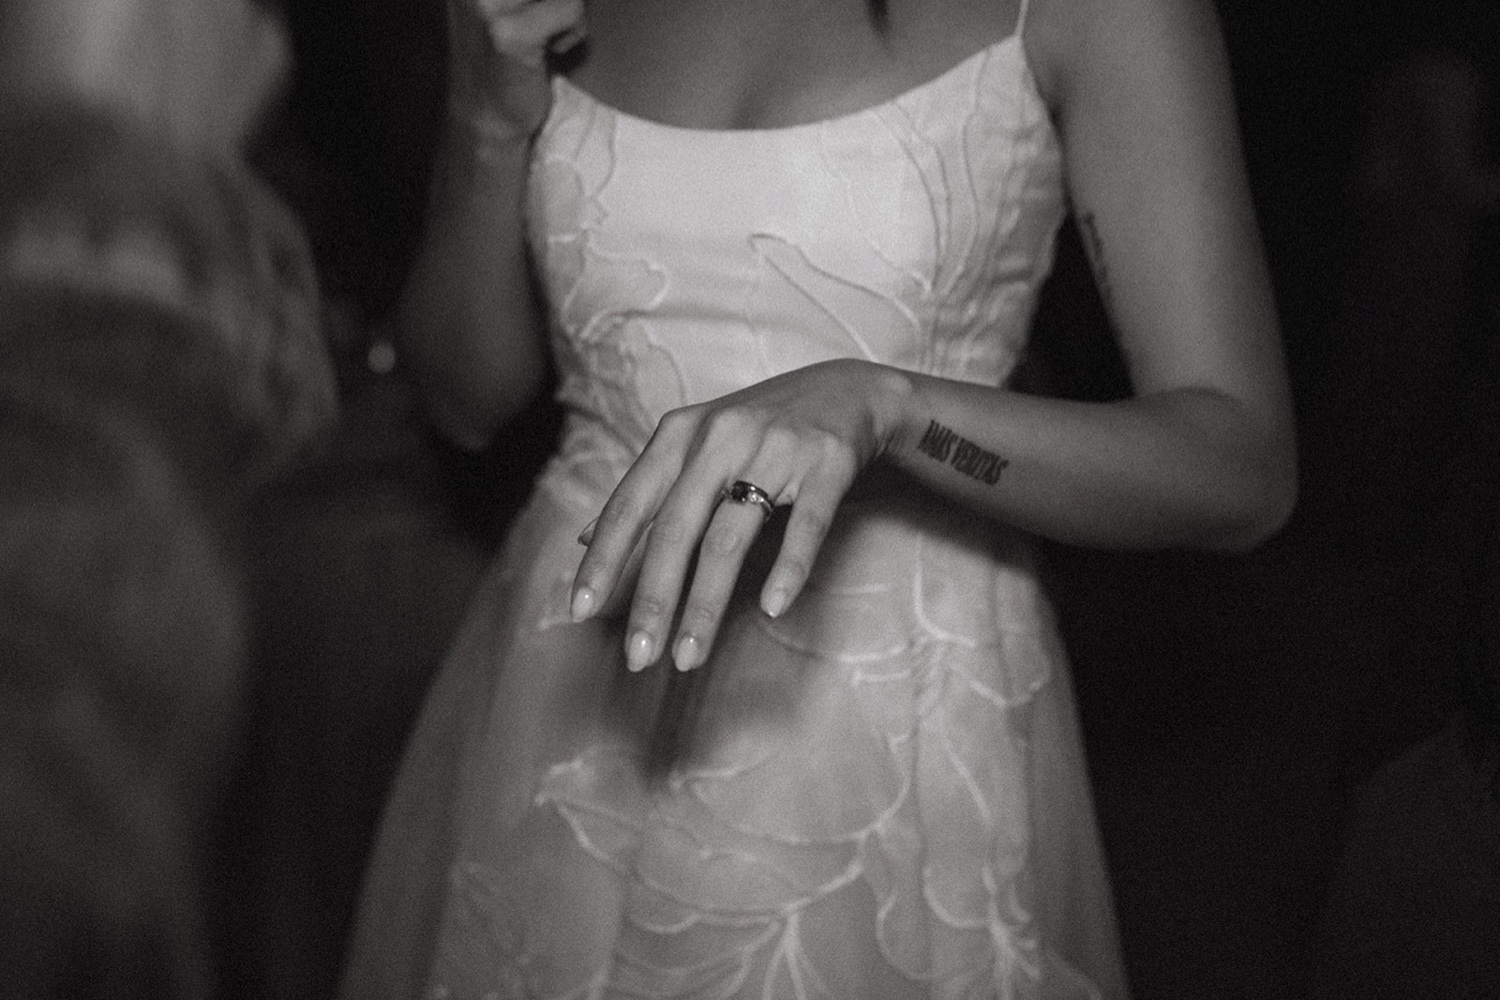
top-left (867, 362), bottom-right (923, 461)
top-left (880, 371), bottom-right (1022, 494)
top-left (432, 103), bottom-right (537, 201)
top-left (447, 100), bottom-right (537, 156)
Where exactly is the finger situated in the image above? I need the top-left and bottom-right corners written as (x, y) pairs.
top-left (594, 525), bottom-right (648, 620)
top-left (759, 463), bottom-right (852, 618)
top-left (478, 0), bottom-right (584, 62)
top-left (619, 413), bottom-right (767, 670)
top-left (619, 467), bottom-right (729, 671)
top-left (571, 411), bottom-right (696, 623)
top-left (549, 23), bottom-right (587, 54)
top-left (669, 498), bottom-right (768, 671)
top-left (569, 477), bottom-right (664, 624)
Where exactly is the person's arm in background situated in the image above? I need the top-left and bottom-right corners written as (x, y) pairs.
top-left (0, 3), bottom-right (336, 995)
top-left (397, 0), bottom-right (583, 450)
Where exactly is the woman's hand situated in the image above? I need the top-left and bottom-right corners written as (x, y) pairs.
top-left (448, 0), bottom-right (585, 138)
top-left (571, 359), bottom-right (914, 672)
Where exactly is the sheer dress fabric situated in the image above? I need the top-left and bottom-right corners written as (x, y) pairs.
top-left (340, 23), bottom-right (1130, 1000)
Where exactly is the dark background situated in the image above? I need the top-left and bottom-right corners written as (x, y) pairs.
top-left (219, 2), bottom-right (1500, 998)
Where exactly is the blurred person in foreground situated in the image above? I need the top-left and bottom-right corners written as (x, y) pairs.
top-left (0, 1), bottom-right (336, 997)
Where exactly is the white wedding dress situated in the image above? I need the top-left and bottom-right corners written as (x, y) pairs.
top-left (340, 8), bottom-right (1129, 998)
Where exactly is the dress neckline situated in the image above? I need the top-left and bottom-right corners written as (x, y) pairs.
top-left (552, 33), bottom-right (1041, 139)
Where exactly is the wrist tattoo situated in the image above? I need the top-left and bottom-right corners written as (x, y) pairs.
top-left (916, 420), bottom-right (1009, 486)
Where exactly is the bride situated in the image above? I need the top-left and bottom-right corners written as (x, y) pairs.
top-left (340, 0), bottom-right (1296, 996)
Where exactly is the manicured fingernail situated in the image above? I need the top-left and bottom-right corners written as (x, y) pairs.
top-left (763, 588), bottom-right (788, 618)
top-left (576, 518), bottom-right (597, 545)
top-left (673, 635), bottom-right (703, 672)
top-left (570, 586), bottom-right (595, 622)
top-left (626, 631), bottom-right (653, 672)
top-left (550, 26), bottom-right (586, 53)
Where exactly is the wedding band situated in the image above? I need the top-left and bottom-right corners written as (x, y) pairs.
top-left (723, 480), bottom-right (776, 522)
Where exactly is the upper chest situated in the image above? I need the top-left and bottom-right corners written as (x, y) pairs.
top-left (567, 0), bottom-right (1027, 131)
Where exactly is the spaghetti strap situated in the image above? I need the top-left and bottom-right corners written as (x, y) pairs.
top-left (1014, 0), bottom-right (1033, 38)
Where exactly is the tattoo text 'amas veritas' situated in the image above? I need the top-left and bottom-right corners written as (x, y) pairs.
top-left (916, 420), bottom-right (1009, 486)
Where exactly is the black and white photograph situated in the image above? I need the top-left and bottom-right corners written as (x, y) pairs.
top-left (2, 0), bottom-right (1496, 997)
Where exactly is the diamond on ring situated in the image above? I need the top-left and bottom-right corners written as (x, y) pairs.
top-left (724, 480), bottom-right (775, 522)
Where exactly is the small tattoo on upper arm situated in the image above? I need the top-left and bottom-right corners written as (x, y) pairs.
top-left (916, 420), bottom-right (1009, 486)
top-left (1079, 211), bottom-right (1114, 311)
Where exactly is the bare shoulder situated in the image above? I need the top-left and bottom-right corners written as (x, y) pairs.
top-left (1019, 0), bottom-right (1227, 119)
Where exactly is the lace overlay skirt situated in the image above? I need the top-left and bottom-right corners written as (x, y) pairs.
top-left (339, 438), bottom-right (1128, 1000)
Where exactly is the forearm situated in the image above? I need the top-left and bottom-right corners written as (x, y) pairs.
top-left (880, 366), bottom-right (1296, 552)
top-left (398, 112), bottom-right (546, 450)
